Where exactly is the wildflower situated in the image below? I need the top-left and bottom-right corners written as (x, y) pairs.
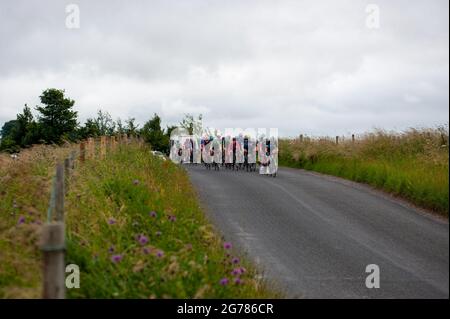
top-left (111, 254), bottom-right (123, 263)
top-left (138, 235), bottom-right (149, 245)
top-left (223, 242), bottom-right (232, 250)
top-left (168, 215), bottom-right (177, 222)
top-left (239, 267), bottom-right (246, 274)
top-left (108, 218), bottom-right (116, 225)
top-left (108, 246), bottom-right (115, 253)
top-left (143, 247), bottom-right (151, 255)
top-left (155, 231), bottom-right (162, 237)
top-left (17, 216), bottom-right (25, 225)
top-left (219, 278), bottom-right (229, 286)
top-left (156, 250), bottom-right (164, 258)
top-left (133, 179), bottom-right (140, 185)
top-left (231, 257), bottom-right (240, 264)
top-left (234, 277), bottom-right (244, 285)
top-left (149, 211), bottom-right (157, 218)
top-left (231, 268), bottom-right (242, 276)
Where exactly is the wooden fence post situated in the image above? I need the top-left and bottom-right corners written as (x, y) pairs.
top-left (69, 151), bottom-right (76, 169)
top-left (100, 136), bottom-right (106, 159)
top-left (90, 137), bottom-right (95, 159)
top-left (80, 142), bottom-right (85, 162)
top-left (352, 134), bottom-right (355, 143)
top-left (55, 163), bottom-right (65, 222)
top-left (64, 158), bottom-right (70, 195)
top-left (335, 136), bottom-right (339, 145)
top-left (41, 222), bottom-right (65, 299)
top-left (111, 136), bottom-right (116, 152)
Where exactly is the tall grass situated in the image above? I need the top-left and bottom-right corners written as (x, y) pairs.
top-left (65, 143), bottom-right (275, 298)
top-left (279, 127), bottom-right (449, 216)
top-left (0, 143), bottom-right (75, 298)
top-left (0, 142), bottom-right (276, 298)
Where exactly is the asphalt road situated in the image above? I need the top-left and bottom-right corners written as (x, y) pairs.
top-left (186, 165), bottom-right (449, 298)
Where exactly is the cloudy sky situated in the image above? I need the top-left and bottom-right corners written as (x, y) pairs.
top-left (0, 0), bottom-right (448, 136)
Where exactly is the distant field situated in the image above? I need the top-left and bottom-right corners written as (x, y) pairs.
top-left (279, 127), bottom-right (449, 216)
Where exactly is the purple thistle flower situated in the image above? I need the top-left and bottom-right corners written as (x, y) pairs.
top-left (138, 235), bottom-right (149, 245)
top-left (234, 277), bottom-right (244, 285)
top-left (108, 218), bottom-right (116, 225)
top-left (240, 267), bottom-right (246, 274)
top-left (111, 254), bottom-right (123, 263)
top-left (155, 231), bottom-right (162, 237)
top-left (223, 242), bottom-right (232, 250)
top-left (142, 247), bottom-right (151, 255)
top-left (219, 278), bottom-right (229, 286)
top-left (149, 211), bottom-right (157, 218)
top-left (168, 215), bottom-right (177, 222)
top-left (156, 250), bottom-right (164, 258)
top-left (231, 257), bottom-right (240, 264)
top-left (108, 246), bottom-right (115, 253)
top-left (17, 216), bottom-right (25, 225)
top-left (231, 268), bottom-right (242, 276)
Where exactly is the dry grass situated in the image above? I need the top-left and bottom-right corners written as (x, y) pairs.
top-left (280, 126), bottom-right (449, 216)
top-left (0, 143), bottom-right (76, 298)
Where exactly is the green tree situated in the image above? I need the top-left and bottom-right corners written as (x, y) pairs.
top-left (78, 118), bottom-right (100, 139)
top-left (141, 114), bottom-right (169, 152)
top-left (0, 120), bottom-right (18, 139)
top-left (125, 118), bottom-right (139, 136)
top-left (36, 88), bottom-right (78, 144)
top-left (95, 110), bottom-right (116, 136)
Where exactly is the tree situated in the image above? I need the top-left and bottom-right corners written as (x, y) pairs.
top-left (1, 120), bottom-right (18, 139)
top-left (125, 118), bottom-right (139, 136)
top-left (180, 113), bottom-right (202, 135)
top-left (77, 110), bottom-right (116, 139)
top-left (141, 114), bottom-right (169, 152)
top-left (77, 118), bottom-right (100, 139)
top-left (0, 105), bottom-right (40, 151)
top-left (116, 118), bottom-right (125, 135)
top-left (94, 110), bottom-right (116, 136)
top-left (36, 88), bottom-right (78, 144)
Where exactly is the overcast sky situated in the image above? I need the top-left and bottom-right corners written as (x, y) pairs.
top-left (0, 0), bottom-right (448, 136)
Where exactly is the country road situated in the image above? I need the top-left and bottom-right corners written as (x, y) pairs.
top-left (186, 165), bottom-right (449, 298)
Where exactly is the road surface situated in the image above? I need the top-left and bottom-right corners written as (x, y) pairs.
top-left (186, 165), bottom-right (449, 298)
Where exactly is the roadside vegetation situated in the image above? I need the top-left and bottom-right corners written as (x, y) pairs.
top-left (279, 127), bottom-right (449, 216)
top-left (65, 143), bottom-right (275, 298)
top-left (0, 142), bottom-right (276, 298)
top-left (0, 144), bottom-right (75, 298)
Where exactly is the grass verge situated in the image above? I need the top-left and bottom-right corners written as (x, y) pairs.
top-left (65, 143), bottom-right (275, 298)
top-left (279, 127), bottom-right (449, 216)
top-left (0, 144), bottom-right (74, 298)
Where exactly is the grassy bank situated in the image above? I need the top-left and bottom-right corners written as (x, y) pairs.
top-left (65, 143), bottom-right (275, 298)
top-left (0, 144), bottom-right (75, 298)
top-left (279, 127), bottom-right (449, 216)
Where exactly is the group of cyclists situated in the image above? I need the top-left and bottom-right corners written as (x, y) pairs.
top-left (171, 134), bottom-right (278, 177)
